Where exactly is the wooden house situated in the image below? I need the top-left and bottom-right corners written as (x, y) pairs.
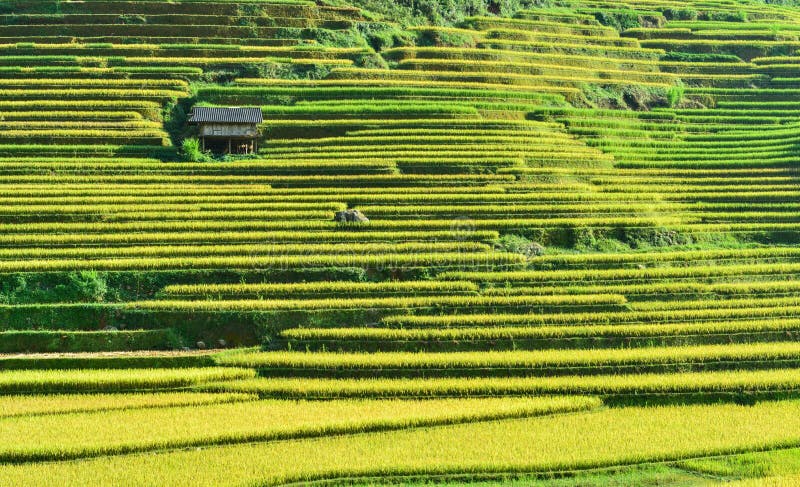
top-left (188, 106), bottom-right (263, 154)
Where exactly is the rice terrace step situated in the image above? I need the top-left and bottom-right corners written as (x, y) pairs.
top-left (3, 0), bottom-right (800, 485)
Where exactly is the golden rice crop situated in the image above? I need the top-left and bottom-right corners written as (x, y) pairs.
top-left (216, 342), bottom-right (800, 370)
top-left (533, 246), bottom-right (800, 266)
top-left (5, 400), bottom-right (800, 486)
top-left (0, 396), bottom-right (597, 463)
top-left (0, 252), bottom-right (524, 272)
top-left (0, 230), bottom-right (500, 246)
top-left (481, 280), bottom-right (800, 297)
top-left (440, 262), bottom-right (800, 283)
top-left (0, 242), bottom-right (491, 261)
top-left (0, 392), bottom-right (255, 418)
top-left (379, 305), bottom-right (800, 328)
top-left (132, 293), bottom-right (625, 312)
top-left (163, 280), bottom-right (480, 296)
top-left (205, 368), bottom-right (800, 398)
top-left (280, 317), bottom-right (800, 341)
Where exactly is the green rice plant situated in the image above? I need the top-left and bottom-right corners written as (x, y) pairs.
top-left (0, 121), bottom-right (160, 130)
top-left (673, 222), bottom-right (800, 233)
top-left (384, 47), bottom-right (662, 71)
top-left (0, 78), bottom-right (188, 88)
top-left (464, 16), bottom-right (618, 35)
top-left (0, 242), bottom-right (491, 261)
top-left (205, 368), bottom-right (800, 398)
top-left (132, 293), bottom-right (624, 312)
top-left (0, 329), bottom-right (181, 354)
top-left (477, 39), bottom-right (660, 59)
top-left (0, 173), bottom-right (513, 186)
top-left (0, 184), bottom-right (504, 198)
top-left (631, 296), bottom-right (800, 312)
top-left (638, 39), bottom-right (800, 61)
top-left (338, 192), bottom-right (661, 205)
top-left (0, 144), bottom-right (173, 157)
top-left (0, 252), bottom-right (524, 272)
top-left (0, 89), bottom-right (187, 100)
top-left (0, 129), bottom-right (166, 139)
top-left (0, 230), bottom-right (500, 246)
top-left (0, 392), bottom-right (255, 418)
top-left (0, 216), bottom-right (678, 237)
top-left (269, 134), bottom-right (571, 147)
top-left (259, 104), bottom-right (480, 118)
top-left (355, 203), bottom-right (685, 217)
top-left (0, 349), bottom-right (218, 369)
top-left (0, 396), bottom-right (597, 463)
top-left (0, 111), bottom-right (144, 121)
top-left (162, 280), bottom-right (480, 297)
top-left (379, 305), bottom-right (800, 328)
top-left (0, 201), bottom-right (347, 215)
top-left (234, 77), bottom-right (573, 95)
top-left (0, 368), bottom-right (255, 394)
top-left (280, 317), bottom-right (800, 342)
top-left (216, 342), bottom-right (800, 370)
top-left (533, 246), bottom-right (800, 266)
top-left (23, 209), bottom-right (334, 223)
top-left (396, 59), bottom-right (676, 85)
top-left (483, 27), bottom-right (638, 46)
top-left (329, 65), bottom-right (658, 88)
top-left (439, 263), bottom-right (800, 284)
top-left (483, 280), bottom-right (800, 299)
top-left (732, 475), bottom-right (800, 486)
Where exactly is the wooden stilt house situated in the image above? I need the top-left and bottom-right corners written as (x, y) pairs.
top-left (188, 107), bottom-right (263, 154)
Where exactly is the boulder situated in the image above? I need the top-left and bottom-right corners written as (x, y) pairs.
top-left (524, 242), bottom-right (545, 258)
top-left (334, 209), bottom-right (369, 223)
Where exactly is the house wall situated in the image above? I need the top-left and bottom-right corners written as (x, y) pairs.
top-left (199, 123), bottom-right (258, 137)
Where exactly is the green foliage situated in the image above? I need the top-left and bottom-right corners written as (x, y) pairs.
top-left (331, 0), bottom-right (541, 27)
top-left (357, 22), bottom-right (415, 51)
top-left (663, 8), bottom-right (698, 21)
top-left (0, 272), bottom-right (108, 304)
top-left (705, 10), bottom-right (748, 22)
top-left (0, 330), bottom-right (182, 354)
top-left (61, 272), bottom-right (108, 303)
top-left (577, 83), bottom-right (670, 110)
top-left (593, 9), bottom-right (642, 30)
top-left (662, 52), bottom-right (742, 63)
top-left (180, 137), bottom-right (212, 163)
top-left (667, 84), bottom-right (685, 107)
top-left (415, 28), bottom-right (477, 47)
top-left (497, 234), bottom-right (544, 258)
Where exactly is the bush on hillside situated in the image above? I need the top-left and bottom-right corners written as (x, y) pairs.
top-left (663, 8), bottom-right (698, 20)
top-left (181, 137), bottom-right (212, 162)
top-left (668, 84), bottom-right (685, 107)
top-left (329, 0), bottom-right (546, 26)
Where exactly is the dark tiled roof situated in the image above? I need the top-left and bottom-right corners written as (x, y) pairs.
top-left (188, 107), bottom-right (263, 124)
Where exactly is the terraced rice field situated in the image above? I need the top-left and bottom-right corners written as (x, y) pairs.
top-left (6, 0), bottom-right (800, 485)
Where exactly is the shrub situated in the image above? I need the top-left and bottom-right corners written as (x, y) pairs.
top-left (667, 84), bottom-right (685, 107)
top-left (593, 10), bottom-right (641, 30)
top-left (61, 271), bottom-right (108, 303)
top-left (181, 137), bottom-right (212, 162)
top-left (663, 8), bottom-right (698, 21)
top-left (497, 234), bottom-right (544, 258)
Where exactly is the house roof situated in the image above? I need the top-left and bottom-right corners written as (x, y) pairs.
top-left (188, 107), bottom-right (263, 124)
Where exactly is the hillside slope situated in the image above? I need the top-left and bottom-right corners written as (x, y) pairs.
top-left (5, 0), bottom-right (800, 484)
